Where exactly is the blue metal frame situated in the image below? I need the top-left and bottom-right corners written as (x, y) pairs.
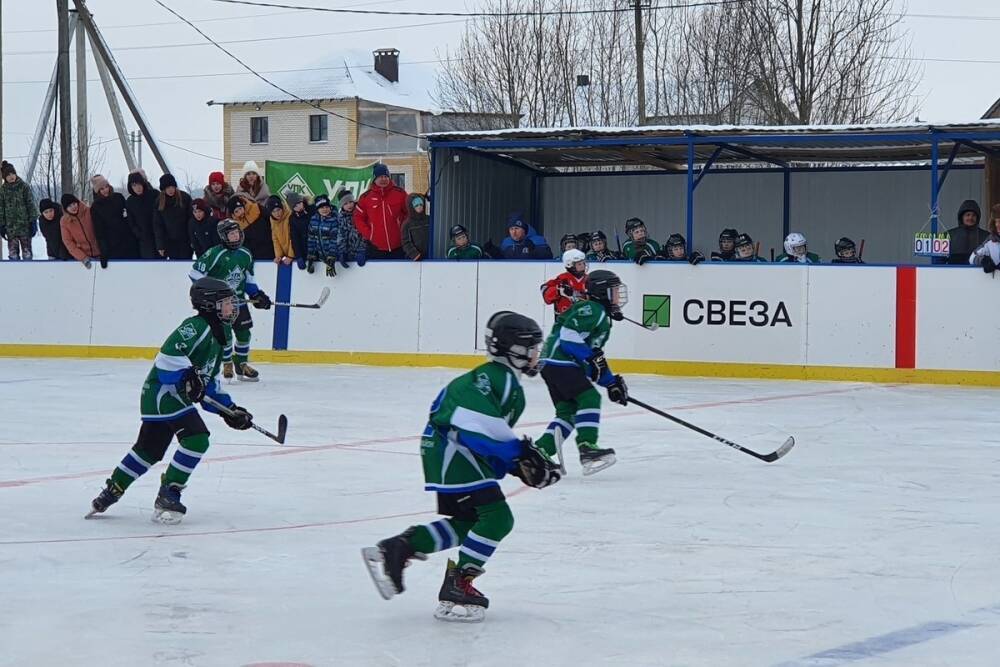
top-left (692, 145), bottom-right (724, 189)
top-left (686, 140), bottom-right (695, 245)
top-left (936, 142), bottom-right (961, 194)
top-left (540, 164), bottom-right (983, 178)
top-left (783, 168), bottom-right (791, 239)
top-left (930, 137), bottom-right (940, 236)
top-left (428, 148), bottom-right (437, 259)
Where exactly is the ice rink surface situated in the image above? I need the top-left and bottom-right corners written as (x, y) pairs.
top-left (2, 358), bottom-right (999, 667)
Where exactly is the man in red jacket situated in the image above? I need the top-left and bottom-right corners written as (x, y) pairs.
top-left (354, 163), bottom-right (408, 259)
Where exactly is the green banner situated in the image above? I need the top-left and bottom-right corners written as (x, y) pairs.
top-left (264, 160), bottom-right (375, 202)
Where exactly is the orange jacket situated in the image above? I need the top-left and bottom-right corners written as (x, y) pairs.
top-left (541, 272), bottom-right (588, 315)
top-left (60, 202), bottom-right (102, 262)
top-left (270, 203), bottom-right (294, 259)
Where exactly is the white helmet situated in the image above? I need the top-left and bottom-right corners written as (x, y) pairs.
top-left (562, 248), bottom-right (586, 269)
top-left (784, 232), bottom-right (807, 257)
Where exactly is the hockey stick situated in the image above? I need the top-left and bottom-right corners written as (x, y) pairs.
top-left (202, 395), bottom-right (288, 444)
top-left (553, 428), bottom-right (567, 475)
top-left (273, 286), bottom-right (330, 309)
top-left (622, 315), bottom-right (658, 331)
top-left (627, 397), bottom-right (795, 463)
top-left (858, 239), bottom-right (865, 262)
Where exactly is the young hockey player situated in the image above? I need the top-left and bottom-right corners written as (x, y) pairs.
top-left (622, 217), bottom-right (661, 265)
top-left (733, 233), bottom-right (768, 262)
top-left (535, 270), bottom-right (630, 476)
top-left (190, 219), bottom-right (273, 381)
top-left (447, 224), bottom-right (485, 260)
top-left (86, 278), bottom-right (254, 524)
top-left (831, 237), bottom-right (864, 264)
top-left (586, 230), bottom-right (620, 262)
top-left (559, 234), bottom-right (580, 253)
top-left (776, 232), bottom-right (821, 263)
top-left (362, 311), bottom-right (560, 623)
top-left (711, 228), bottom-right (739, 261)
top-left (541, 249), bottom-right (588, 318)
top-left (661, 233), bottom-right (705, 264)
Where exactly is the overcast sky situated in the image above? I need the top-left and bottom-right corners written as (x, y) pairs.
top-left (2, 0), bottom-right (999, 188)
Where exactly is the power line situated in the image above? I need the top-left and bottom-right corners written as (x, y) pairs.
top-left (208, 0), bottom-right (747, 16)
top-left (160, 140), bottom-right (223, 161)
top-left (1, 9), bottom-right (305, 34)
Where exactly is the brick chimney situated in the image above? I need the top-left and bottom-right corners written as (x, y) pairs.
top-left (373, 49), bottom-right (400, 83)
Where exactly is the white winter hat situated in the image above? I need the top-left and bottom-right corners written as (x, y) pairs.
top-left (242, 160), bottom-right (262, 176)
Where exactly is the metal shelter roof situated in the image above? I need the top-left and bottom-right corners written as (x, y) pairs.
top-left (425, 120), bottom-right (1000, 170)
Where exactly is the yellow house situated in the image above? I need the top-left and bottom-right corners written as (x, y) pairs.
top-left (209, 49), bottom-right (515, 195)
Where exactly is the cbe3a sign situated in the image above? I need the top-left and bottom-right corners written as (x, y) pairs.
top-left (682, 299), bottom-right (793, 327)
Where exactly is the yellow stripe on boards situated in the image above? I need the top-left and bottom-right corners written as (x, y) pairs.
top-left (1, 344), bottom-right (999, 387)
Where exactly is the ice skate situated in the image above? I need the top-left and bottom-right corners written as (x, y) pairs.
top-left (361, 529), bottom-right (427, 600)
top-left (236, 362), bottom-right (259, 382)
top-left (152, 482), bottom-right (187, 525)
top-left (223, 361), bottom-right (235, 382)
top-left (85, 479), bottom-right (124, 519)
top-left (434, 560), bottom-right (488, 623)
top-left (579, 443), bottom-right (616, 476)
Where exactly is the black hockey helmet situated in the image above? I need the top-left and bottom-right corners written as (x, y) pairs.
top-left (734, 232), bottom-right (755, 258)
top-left (575, 232), bottom-right (591, 253)
top-left (560, 234), bottom-right (579, 252)
top-left (625, 217), bottom-right (646, 237)
top-left (450, 224), bottom-right (468, 239)
top-left (484, 311), bottom-right (544, 376)
top-left (217, 218), bottom-right (244, 251)
top-left (665, 233), bottom-right (687, 258)
top-left (590, 230), bottom-right (608, 243)
top-left (835, 237), bottom-right (857, 259)
top-left (719, 228), bottom-right (738, 250)
top-left (190, 277), bottom-right (239, 325)
top-left (587, 269), bottom-right (628, 316)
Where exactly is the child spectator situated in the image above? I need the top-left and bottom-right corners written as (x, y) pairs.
top-left (831, 237), bottom-right (864, 264)
top-left (447, 224), bottom-right (485, 260)
top-left (155, 174), bottom-right (194, 260)
top-left (733, 233), bottom-right (767, 262)
top-left (586, 230), bottom-right (620, 262)
top-left (401, 194), bottom-right (430, 261)
top-left (203, 171), bottom-right (234, 221)
top-left (125, 169), bottom-right (161, 259)
top-left (622, 217), bottom-right (660, 265)
top-left (286, 192), bottom-right (312, 270)
top-left (661, 233), bottom-right (705, 265)
top-left (0, 161), bottom-right (38, 260)
top-left (188, 198), bottom-right (218, 257)
top-left (266, 195), bottom-right (294, 266)
top-left (227, 194), bottom-right (263, 259)
top-left (37, 198), bottom-right (70, 260)
top-left (60, 194), bottom-right (102, 268)
top-left (307, 194), bottom-right (340, 277)
top-left (90, 174), bottom-right (138, 261)
top-left (969, 205), bottom-right (1000, 273)
top-left (500, 213), bottom-right (553, 259)
top-left (711, 228), bottom-right (739, 262)
top-left (335, 188), bottom-right (366, 268)
top-left (776, 232), bottom-right (820, 264)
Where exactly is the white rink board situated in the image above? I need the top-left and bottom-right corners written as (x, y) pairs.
top-left (475, 261), bottom-right (549, 352)
top-left (417, 262), bottom-right (479, 353)
top-left (916, 267), bottom-right (1000, 370)
top-left (0, 262), bottom-right (95, 345)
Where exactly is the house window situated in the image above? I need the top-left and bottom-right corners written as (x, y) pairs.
top-left (250, 116), bottom-right (269, 144)
top-left (357, 105), bottom-right (420, 154)
top-left (309, 114), bottom-right (328, 142)
top-left (391, 173), bottom-right (406, 190)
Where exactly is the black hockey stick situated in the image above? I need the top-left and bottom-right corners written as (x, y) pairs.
top-left (622, 315), bottom-right (658, 331)
top-left (273, 286), bottom-right (330, 309)
top-left (627, 397), bottom-right (795, 463)
top-left (202, 395), bottom-right (288, 444)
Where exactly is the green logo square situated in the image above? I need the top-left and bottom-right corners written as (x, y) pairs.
top-left (642, 294), bottom-right (670, 327)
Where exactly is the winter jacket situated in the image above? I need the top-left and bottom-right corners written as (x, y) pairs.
top-left (623, 239), bottom-right (661, 263)
top-left (941, 200), bottom-right (990, 265)
top-left (354, 182), bottom-right (408, 252)
top-left (336, 208), bottom-right (364, 258)
top-left (307, 211), bottom-right (339, 261)
top-left (39, 207), bottom-right (71, 260)
top-left (90, 189), bottom-right (139, 260)
top-left (0, 177), bottom-right (38, 238)
top-left (188, 211), bottom-right (218, 257)
top-left (126, 182), bottom-right (161, 259)
top-left (202, 182), bottom-right (235, 221)
top-left (236, 177), bottom-right (271, 208)
top-left (776, 252), bottom-right (821, 264)
top-left (155, 189), bottom-right (194, 260)
top-left (587, 249), bottom-right (621, 262)
top-left (447, 243), bottom-right (485, 260)
top-left (541, 272), bottom-right (588, 315)
top-left (500, 225), bottom-right (553, 260)
top-left (970, 236), bottom-right (1000, 269)
top-left (60, 202), bottom-right (101, 262)
top-left (269, 204), bottom-right (295, 260)
top-left (290, 205), bottom-right (312, 268)
top-left (232, 199), bottom-right (273, 260)
top-left (400, 202), bottom-right (430, 260)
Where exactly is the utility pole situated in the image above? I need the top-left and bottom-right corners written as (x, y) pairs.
top-left (74, 10), bottom-right (88, 195)
top-left (57, 0), bottom-right (74, 195)
top-left (632, 0), bottom-right (648, 126)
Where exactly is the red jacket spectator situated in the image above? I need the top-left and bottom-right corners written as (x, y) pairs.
top-left (353, 163), bottom-right (408, 259)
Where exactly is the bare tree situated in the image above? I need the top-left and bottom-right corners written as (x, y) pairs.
top-left (36, 113), bottom-right (109, 200)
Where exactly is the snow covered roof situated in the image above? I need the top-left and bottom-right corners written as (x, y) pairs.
top-left (210, 49), bottom-right (440, 113)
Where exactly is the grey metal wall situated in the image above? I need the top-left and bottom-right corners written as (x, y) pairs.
top-left (431, 149), bottom-right (536, 258)
top-left (540, 167), bottom-right (984, 263)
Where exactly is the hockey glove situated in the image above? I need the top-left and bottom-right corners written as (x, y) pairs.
top-left (100, 256), bottom-right (109, 269)
top-left (179, 368), bottom-right (207, 403)
top-left (560, 283), bottom-right (575, 298)
top-left (586, 349), bottom-right (610, 383)
top-left (339, 253), bottom-right (350, 269)
top-left (223, 405), bottom-right (253, 430)
top-left (251, 291), bottom-right (272, 310)
top-left (513, 437), bottom-right (562, 489)
top-left (306, 260), bottom-right (316, 274)
top-left (983, 255), bottom-right (997, 274)
top-left (689, 251), bottom-right (705, 266)
top-left (356, 247), bottom-right (367, 267)
top-left (606, 375), bottom-right (629, 406)
top-left (609, 309), bottom-right (624, 322)
top-left (635, 248), bottom-right (655, 265)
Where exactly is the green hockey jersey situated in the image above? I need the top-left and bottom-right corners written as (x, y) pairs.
top-left (447, 244), bottom-right (485, 260)
top-left (623, 239), bottom-right (661, 261)
top-left (776, 252), bottom-right (821, 264)
top-left (189, 246), bottom-right (259, 298)
top-left (541, 300), bottom-right (613, 376)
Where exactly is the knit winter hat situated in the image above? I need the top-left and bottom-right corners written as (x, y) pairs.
top-left (91, 174), bottom-right (110, 192)
top-left (192, 198), bottom-right (211, 216)
top-left (242, 160), bottom-right (262, 176)
top-left (507, 212), bottom-right (528, 232)
top-left (127, 169), bottom-right (147, 188)
top-left (208, 171), bottom-right (226, 186)
top-left (314, 194), bottom-right (332, 210)
top-left (1, 161), bottom-right (16, 178)
top-left (227, 195), bottom-right (245, 215)
top-left (337, 189), bottom-right (355, 206)
top-left (39, 198), bottom-right (58, 214)
top-left (409, 194), bottom-right (425, 208)
top-left (265, 194), bottom-right (284, 214)
top-left (372, 163), bottom-right (390, 179)
top-left (61, 193), bottom-right (80, 209)
top-left (159, 173), bottom-right (178, 190)
top-left (285, 191), bottom-right (304, 208)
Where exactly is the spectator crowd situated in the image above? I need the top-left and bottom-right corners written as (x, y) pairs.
top-left (1, 157), bottom-right (996, 270)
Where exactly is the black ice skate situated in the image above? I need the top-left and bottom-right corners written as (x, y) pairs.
top-left (223, 361), bottom-right (235, 382)
top-left (85, 479), bottom-right (124, 519)
top-left (579, 443), bottom-right (616, 476)
top-left (236, 363), bottom-right (259, 382)
top-left (153, 482), bottom-right (187, 525)
top-left (435, 560), bottom-right (488, 623)
top-left (361, 528), bottom-right (427, 600)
